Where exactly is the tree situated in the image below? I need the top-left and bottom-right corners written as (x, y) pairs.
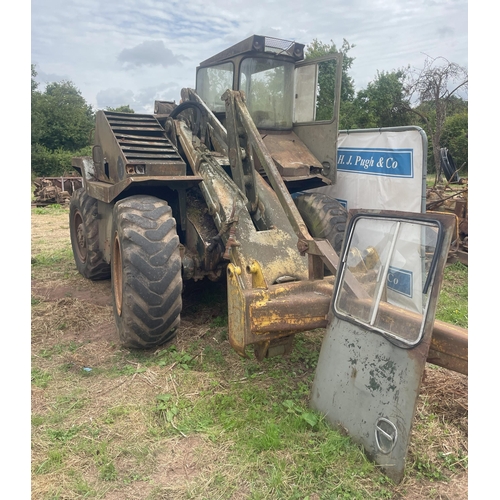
top-left (32, 65), bottom-right (44, 146)
top-left (106, 105), bottom-right (135, 113)
top-left (403, 56), bottom-right (468, 179)
top-left (33, 81), bottom-right (95, 151)
top-left (305, 39), bottom-right (355, 126)
top-left (31, 64), bottom-right (38, 92)
top-left (31, 69), bottom-right (95, 176)
top-left (441, 108), bottom-right (468, 175)
top-left (354, 70), bottom-right (411, 128)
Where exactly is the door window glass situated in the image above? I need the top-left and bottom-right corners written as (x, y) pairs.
top-left (334, 216), bottom-right (441, 346)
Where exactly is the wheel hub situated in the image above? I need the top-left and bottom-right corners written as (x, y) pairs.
top-left (73, 212), bottom-right (87, 262)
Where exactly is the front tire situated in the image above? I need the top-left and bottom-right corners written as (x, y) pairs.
top-left (111, 196), bottom-right (182, 349)
top-left (69, 188), bottom-right (111, 280)
top-left (294, 192), bottom-right (347, 254)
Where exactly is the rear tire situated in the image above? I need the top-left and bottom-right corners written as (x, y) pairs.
top-left (294, 192), bottom-right (347, 254)
top-left (69, 188), bottom-right (111, 280)
top-left (111, 196), bottom-right (182, 349)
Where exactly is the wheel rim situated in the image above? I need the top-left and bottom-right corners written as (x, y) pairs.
top-left (112, 232), bottom-right (123, 316)
top-left (73, 211), bottom-right (87, 262)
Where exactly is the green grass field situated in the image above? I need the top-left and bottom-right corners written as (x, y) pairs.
top-left (31, 207), bottom-right (468, 499)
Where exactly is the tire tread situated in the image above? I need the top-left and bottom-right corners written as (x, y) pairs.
top-left (112, 195), bottom-right (182, 349)
top-left (69, 188), bottom-right (111, 280)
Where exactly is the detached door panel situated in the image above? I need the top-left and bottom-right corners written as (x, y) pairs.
top-left (311, 210), bottom-right (455, 483)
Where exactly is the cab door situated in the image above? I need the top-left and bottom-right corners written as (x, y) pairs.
top-left (310, 210), bottom-right (455, 483)
top-left (293, 53), bottom-right (343, 182)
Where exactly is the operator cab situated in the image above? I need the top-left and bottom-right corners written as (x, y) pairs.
top-left (196, 35), bottom-right (303, 130)
top-left (194, 35), bottom-right (343, 190)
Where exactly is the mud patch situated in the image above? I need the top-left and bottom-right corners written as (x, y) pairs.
top-left (152, 436), bottom-right (209, 486)
top-left (32, 280), bottom-right (113, 307)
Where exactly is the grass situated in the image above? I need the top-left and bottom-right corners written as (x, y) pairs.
top-left (31, 206), bottom-right (468, 499)
top-left (425, 174), bottom-right (468, 189)
top-left (436, 262), bottom-right (468, 327)
top-left (164, 379), bottom-right (377, 495)
top-left (32, 204), bottom-right (69, 215)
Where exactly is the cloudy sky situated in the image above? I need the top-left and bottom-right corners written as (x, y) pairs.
top-left (31, 0), bottom-right (468, 114)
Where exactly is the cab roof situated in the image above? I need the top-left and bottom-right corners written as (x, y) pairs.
top-left (198, 35), bottom-right (305, 67)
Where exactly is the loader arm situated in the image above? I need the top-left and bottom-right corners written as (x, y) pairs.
top-left (222, 89), bottom-right (340, 286)
top-left (171, 90), bottom-right (339, 359)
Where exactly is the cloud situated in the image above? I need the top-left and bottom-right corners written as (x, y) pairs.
top-left (31, 1), bottom-right (467, 111)
top-left (96, 88), bottom-right (135, 109)
top-left (437, 26), bottom-right (455, 38)
top-left (117, 40), bottom-right (181, 69)
top-left (95, 83), bottom-right (182, 113)
top-left (134, 83), bottom-right (182, 112)
top-left (35, 69), bottom-right (71, 85)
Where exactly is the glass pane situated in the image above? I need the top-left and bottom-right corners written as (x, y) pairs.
top-left (315, 60), bottom-right (338, 121)
top-left (196, 63), bottom-right (234, 113)
top-left (240, 58), bottom-right (294, 129)
top-left (334, 217), bottom-right (440, 345)
top-left (294, 58), bottom-right (339, 123)
top-left (294, 64), bottom-right (317, 122)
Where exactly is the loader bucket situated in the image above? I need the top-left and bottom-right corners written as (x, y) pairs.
top-left (227, 262), bottom-right (335, 359)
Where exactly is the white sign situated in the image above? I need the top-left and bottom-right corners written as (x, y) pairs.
top-left (314, 127), bottom-right (427, 214)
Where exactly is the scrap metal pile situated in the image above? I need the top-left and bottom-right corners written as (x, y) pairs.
top-left (426, 180), bottom-right (468, 265)
top-left (33, 176), bottom-right (83, 206)
top-left (426, 147), bottom-right (468, 265)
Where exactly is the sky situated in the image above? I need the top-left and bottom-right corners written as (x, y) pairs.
top-left (30, 0), bottom-right (468, 114)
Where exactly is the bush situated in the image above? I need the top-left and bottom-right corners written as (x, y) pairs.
top-left (31, 144), bottom-right (91, 177)
top-left (441, 112), bottom-right (468, 175)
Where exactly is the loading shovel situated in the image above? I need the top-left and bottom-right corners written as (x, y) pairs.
top-left (310, 210), bottom-right (455, 484)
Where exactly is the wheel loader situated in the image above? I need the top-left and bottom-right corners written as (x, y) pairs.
top-left (69, 34), bottom-right (467, 484)
top-left (69, 34), bottom-right (466, 372)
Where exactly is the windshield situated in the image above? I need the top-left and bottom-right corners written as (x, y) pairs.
top-left (239, 58), bottom-right (294, 130)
